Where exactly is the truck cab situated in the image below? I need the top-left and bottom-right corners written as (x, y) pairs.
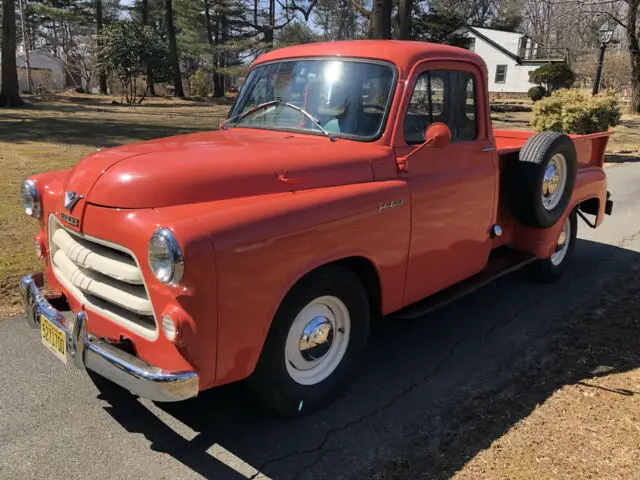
top-left (19, 41), bottom-right (612, 416)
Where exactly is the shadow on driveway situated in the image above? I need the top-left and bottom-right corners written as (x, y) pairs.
top-left (93, 238), bottom-right (640, 480)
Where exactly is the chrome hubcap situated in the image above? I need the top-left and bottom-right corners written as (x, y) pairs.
top-left (542, 154), bottom-right (567, 211)
top-left (285, 295), bottom-right (351, 386)
top-left (551, 217), bottom-right (571, 266)
top-left (299, 316), bottom-right (334, 361)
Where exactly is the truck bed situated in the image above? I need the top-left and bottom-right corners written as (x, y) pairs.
top-left (494, 129), bottom-right (613, 167)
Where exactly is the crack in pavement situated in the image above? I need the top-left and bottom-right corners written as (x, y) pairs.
top-left (250, 228), bottom-right (640, 479)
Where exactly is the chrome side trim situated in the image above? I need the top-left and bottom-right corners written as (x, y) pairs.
top-left (19, 274), bottom-right (199, 402)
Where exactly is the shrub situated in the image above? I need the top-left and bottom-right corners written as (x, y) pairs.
top-left (189, 69), bottom-right (210, 97)
top-left (531, 89), bottom-right (621, 134)
top-left (529, 62), bottom-right (575, 93)
top-left (528, 85), bottom-right (547, 102)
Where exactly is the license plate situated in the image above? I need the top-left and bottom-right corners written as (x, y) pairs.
top-left (40, 315), bottom-right (67, 364)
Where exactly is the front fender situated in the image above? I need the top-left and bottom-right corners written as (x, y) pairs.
top-left (160, 181), bottom-right (411, 386)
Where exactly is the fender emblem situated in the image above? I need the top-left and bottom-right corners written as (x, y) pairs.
top-left (60, 212), bottom-right (80, 227)
top-left (64, 190), bottom-right (83, 212)
top-left (378, 200), bottom-right (404, 212)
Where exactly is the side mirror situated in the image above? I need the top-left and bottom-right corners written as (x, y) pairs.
top-left (396, 122), bottom-right (452, 173)
top-left (423, 122), bottom-right (451, 149)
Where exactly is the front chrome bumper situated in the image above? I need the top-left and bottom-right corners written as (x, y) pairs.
top-left (19, 274), bottom-right (199, 402)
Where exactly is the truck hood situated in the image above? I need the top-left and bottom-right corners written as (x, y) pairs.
top-left (64, 130), bottom-right (390, 209)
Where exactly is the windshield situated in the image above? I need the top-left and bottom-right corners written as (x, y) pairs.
top-left (228, 59), bottom-right (396, 140)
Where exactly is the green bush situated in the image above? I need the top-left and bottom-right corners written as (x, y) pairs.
top-left (531, 89), bottom-right (621, 134)
top-left (189, 70), bottom-right (210, 97)
top-left (529, 62), bottom-right (575, 93)
top-left (528, 86), bottom-right (547, 102)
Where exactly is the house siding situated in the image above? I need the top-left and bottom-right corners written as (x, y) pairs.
top-left (454, 27), bottom-right (545, 94)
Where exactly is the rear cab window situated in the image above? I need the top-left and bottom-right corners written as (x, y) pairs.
top-left (404, 70), bottom-right (478, 145)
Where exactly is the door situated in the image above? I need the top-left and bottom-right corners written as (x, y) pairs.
top-left (396, 63), bottom-right (497, 306)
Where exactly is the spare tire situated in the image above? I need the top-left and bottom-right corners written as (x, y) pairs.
top-left (513, 131), bottom-right (577, 228)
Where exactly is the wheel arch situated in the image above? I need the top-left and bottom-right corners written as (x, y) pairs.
top-left (244, 254), bottom-right (383, 380)
top-left (273, 254), bottom-right (383, 329)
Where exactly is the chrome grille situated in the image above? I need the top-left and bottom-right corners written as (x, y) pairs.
top-left (48, 216), bottom-right (157, 338)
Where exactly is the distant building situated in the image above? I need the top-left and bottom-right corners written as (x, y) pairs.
top-left (0, 44), bottom-right (66, 92)
top-left (453, 26), bottom-right (568, 94)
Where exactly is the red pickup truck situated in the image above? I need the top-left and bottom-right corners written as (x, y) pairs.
top-left (19, 41), bottom-right (613, 416)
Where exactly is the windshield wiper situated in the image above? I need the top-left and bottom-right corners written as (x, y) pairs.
top-left (222, 99), bottom-right (336, 142)
top-left (279, 101), bottom-right (336, 142)
top-left (222, 99), bottom-right (281, 129)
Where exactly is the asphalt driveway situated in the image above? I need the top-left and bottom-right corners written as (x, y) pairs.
top-left (1, 162), bottom-right (640, 480)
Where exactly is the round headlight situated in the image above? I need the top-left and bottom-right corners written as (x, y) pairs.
top-left (148, 228), bottom-right (184, 285)
top-left (20, 179), bottom-right (41, 218)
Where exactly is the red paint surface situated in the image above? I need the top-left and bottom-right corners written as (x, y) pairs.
top-left (26, 41), bottom-right (611, 390)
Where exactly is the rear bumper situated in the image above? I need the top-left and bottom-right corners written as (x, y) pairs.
top-left (19, 274), bottom-right (199, 402)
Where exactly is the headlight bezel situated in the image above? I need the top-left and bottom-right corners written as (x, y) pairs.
top-left (20, 179), bottom-right (42, 218)
top-left (147, 228), bottom-right (184, 285)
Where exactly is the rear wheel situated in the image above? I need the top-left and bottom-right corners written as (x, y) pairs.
top-left (247, 266), bottom-right (370, 416)
top-left (530, 210), bottom-right (577, 282)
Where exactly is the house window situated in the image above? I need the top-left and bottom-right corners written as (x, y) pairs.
top-left (404, 70), bottom-right (477, 144)
top-left (518, 36), bottom-right (528, 57)
top-left (467, 38), bottom-right (476, 52)
top-left (495, 65), bottom-right (507, 84)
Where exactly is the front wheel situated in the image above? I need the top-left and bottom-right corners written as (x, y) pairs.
top-left (246, 266), bottom-right (370, 416)
top-left (529, 210), bottom-right (577, 283)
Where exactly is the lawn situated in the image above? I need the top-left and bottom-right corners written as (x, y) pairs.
top-left (0, 94), bottom-right (639, 317)
top-left (0, 93), bottom-right (232, 317)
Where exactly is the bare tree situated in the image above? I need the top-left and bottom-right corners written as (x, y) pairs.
top-left (549, 0), bottom-right (639, 112)
top-left (0, 0), bottom-right (24, 107)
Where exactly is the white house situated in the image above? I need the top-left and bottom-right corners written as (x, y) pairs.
top-left (453, 26), bottom-right (568, 94)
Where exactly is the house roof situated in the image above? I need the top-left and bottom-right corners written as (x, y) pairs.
top-left (460, 25), bottom-right (566, 64)
top-left (461, 25), bottom-right (522, 63)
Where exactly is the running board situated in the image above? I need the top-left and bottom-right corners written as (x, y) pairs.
top-left (395, 250), bottom-right (536, 320)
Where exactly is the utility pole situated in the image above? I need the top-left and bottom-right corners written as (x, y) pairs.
top-left (18, 0), bottom-right (33, 92)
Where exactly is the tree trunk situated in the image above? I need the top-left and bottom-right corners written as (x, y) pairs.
top-left (370, 0), bottom-right (392, 39)
top-left (264, 0), bottom-right (275, 47)
top-left (204, 0), bottom-right (223, 97)
top-left (165, 0), bottom-right (184, 97)
top-left (142, 0), bottom-right (156, 96)
top-left (397, 0), bottom-right (412, 40)
top-left (96, 0), bottom-right (108, 95)
top-left (0, 0), bottom-right (24, 107)
top-left (628, 0), bottom-right (640, 113)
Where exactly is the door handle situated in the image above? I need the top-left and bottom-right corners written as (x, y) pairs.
top-left (481, 146), bottom-right (495, 152)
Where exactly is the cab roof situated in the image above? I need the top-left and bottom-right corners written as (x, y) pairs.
top-left (252, 40), bottom-right (487, 79)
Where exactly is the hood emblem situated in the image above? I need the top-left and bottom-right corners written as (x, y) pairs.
top-left (64, 190), bottom-right (83, 212)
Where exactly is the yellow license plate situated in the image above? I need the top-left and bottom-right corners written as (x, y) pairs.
top-left (40, 315), bottom-right (67, 364)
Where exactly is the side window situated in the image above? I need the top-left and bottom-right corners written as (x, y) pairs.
top-left (403, 70), bottom-right (478, 145)
top-left (495, 65), bottom-right (507, 83)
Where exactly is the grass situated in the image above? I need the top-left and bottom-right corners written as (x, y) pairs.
top-left (0, 92), bottom-right (232, 317)
top-left (362, 266), bottom-right (640, 480)
top-left (0, 93), bottom-right (639, 317)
